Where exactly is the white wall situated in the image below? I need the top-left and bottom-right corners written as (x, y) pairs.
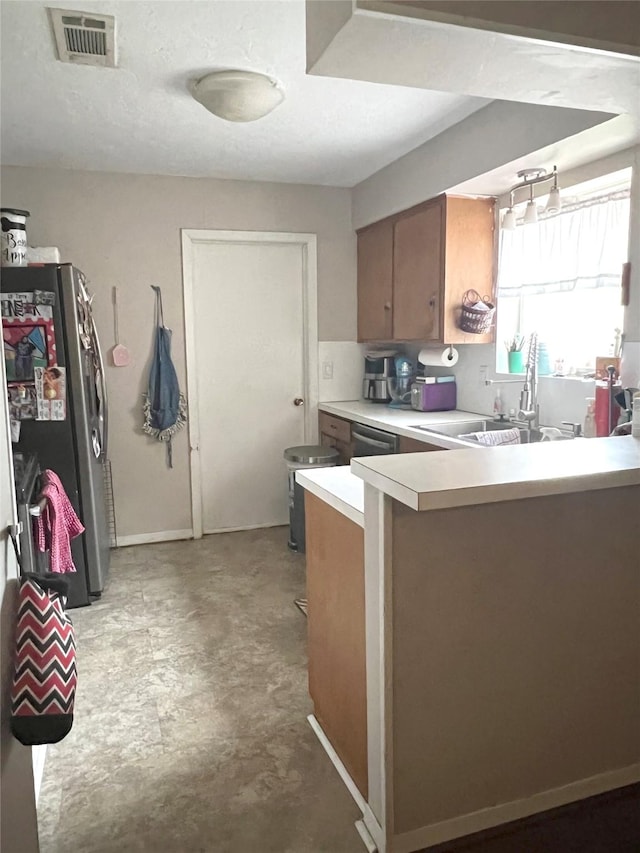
top-left (451, 343), bottom-right (597, 428)
top-left (0, 166), bottom-right (356, 540)
top-left (352, 102), bottom-right (614, 228)
top-left (318, 341), bottom-right (364, 401)
top-left (0, 351), bottom-right (40, 852)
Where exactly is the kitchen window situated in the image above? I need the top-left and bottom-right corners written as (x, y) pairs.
top-left (496, 173), bottom-right (631, 375)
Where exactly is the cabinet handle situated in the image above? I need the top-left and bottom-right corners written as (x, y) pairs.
top-left (428, 297), bottom-right (436, 308)
top-left (384, 302), bottom-right (391, 310)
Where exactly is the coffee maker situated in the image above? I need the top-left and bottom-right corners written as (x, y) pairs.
top-left (363, 351), bottom-right (395, 403)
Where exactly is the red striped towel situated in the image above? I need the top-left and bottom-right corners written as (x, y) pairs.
top-left (35, 470), bottom-right (84, 574)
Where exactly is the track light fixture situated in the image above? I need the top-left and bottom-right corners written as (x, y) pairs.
top-left (523, 182), bottom-right (538, 225)
top-left (501, 166), bottom-right (561, 230)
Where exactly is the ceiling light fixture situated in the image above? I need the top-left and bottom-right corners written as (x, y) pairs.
top-left (190, 70), bottom-right (284, 123)
top-left (501, 166), bottom-right (561, 230)
top-left (501, 207), bottom-right (516, 231)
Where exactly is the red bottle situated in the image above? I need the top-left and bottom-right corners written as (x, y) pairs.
top-left (594, 381), bottom-right (621, 436)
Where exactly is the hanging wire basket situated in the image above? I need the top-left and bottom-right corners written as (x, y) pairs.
top-left (459, 289), bottom-right (496, 334)
top-left (102, 459), bottom-right (118, 548)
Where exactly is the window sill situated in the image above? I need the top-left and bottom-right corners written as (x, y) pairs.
top-left (493, 372), bottom-right (596, 382)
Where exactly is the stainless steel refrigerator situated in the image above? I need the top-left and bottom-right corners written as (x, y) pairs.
top-left (1, 264), bottom-right (110, 607)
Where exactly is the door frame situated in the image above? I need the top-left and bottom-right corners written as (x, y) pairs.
top-left (181, 229), bottom-right (319, 539)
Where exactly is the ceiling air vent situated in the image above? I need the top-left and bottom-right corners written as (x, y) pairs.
top-left (48, 8), bottom-right (116, 67)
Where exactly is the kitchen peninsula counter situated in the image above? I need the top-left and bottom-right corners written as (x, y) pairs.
top-left (352, 434), bottom-right (640, 511)
top-left (299, 435), bottom-right (640, 853)
top-left (296, 465), bottom-right (364, 526)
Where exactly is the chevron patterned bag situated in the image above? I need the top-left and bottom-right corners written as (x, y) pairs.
top-left (10, 573), bottom-right (77, 746)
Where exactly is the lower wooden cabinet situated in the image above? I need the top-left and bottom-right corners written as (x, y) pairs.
top-left (399, 435), bottom-right (449, 453)
top-left (318, 412), bottom-right (449, 458)
top-left (318, 412), bottom-right (352, 465)
top-left (305, 492), bottom-right (367, 798)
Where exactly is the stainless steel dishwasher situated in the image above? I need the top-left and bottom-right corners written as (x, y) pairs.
top-left (351, 422), bottom-right (399, 456)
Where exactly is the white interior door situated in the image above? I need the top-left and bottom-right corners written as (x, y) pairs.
top-left (186, 233), bottom-right (316, 535)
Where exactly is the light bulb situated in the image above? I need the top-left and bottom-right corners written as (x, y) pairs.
top-left (545, 185), bottom-right (561, 214)
top-left (501, 208), bottom-right (516, 230)
top-left (523, 200), bottom-right (538, 225)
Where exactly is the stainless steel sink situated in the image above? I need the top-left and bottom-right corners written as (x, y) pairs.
top-left (415, 421), bottom-right (569, 445)
top-left (414, 419), bottom-right (520, 438)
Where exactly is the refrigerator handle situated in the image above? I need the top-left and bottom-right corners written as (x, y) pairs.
top-left (91, 315), bottom-right (109, 461)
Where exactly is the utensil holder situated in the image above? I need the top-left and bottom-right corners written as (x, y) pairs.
top-left (508, 351), bottom-right (525, 373)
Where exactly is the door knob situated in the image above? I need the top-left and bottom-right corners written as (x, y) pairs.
top-left (293, 398), bottom-right (304, 406)
top-left (384, 302), bottom-right (391, 310)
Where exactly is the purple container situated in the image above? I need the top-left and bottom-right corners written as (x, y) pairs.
top-left (410, 381), bottom-right (457, 412)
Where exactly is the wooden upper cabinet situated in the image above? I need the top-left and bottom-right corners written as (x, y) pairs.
top-left (393, 199), bottom-right (443, 342)
top-left (356, 194), bottom-right (496, 345)
top-left (357, 217), bottom-right (394, 342)
top-left (442, 196), bottom-right (496, 345)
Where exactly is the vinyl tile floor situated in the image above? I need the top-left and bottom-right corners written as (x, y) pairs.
top-left (37, 528), bottom-right (362, 853)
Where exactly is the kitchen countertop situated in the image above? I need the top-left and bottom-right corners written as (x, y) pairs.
top-left (319, 400), bottom-right (488, 449)
top-left (351, 435), bottom-right (640, 512)
top-left (311, 403), bottom-right (640, 519)
top-left (297, 401), bottom-right (483, 522)
top-left (296, 465), bottom-right (364, 527)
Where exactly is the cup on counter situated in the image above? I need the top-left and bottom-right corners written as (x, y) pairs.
top-left (508, 350), bottom-right (524, 374)
top-left (1, 208), bottom-right (30, 267)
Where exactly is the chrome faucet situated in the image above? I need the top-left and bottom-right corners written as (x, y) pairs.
top-left (485, 332), bottom-right (539, 439)
top-left (517, 333), bottom-right (539, 430)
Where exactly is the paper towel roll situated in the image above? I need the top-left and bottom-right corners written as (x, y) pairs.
top-left (418, 346), bottom-right (459, 368)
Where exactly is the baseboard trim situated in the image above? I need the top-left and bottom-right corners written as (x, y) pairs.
top-left (392, 764), bottom-right (640, 853)
top-left (203, 521), bottom-right (286, 535)
top-left (355, 819), bottom-right (378, 853)
top-left (115, 529), bottom-right (193, 547)
top-left (308, 714), bottom-right (385, 853)
top-left (32, 745), bottom-right (47, 805)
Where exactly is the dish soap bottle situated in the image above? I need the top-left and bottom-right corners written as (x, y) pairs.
top-left (493, 387), bottom-right (504, 419)
top-left (583, 397), bottom-right (597, 438)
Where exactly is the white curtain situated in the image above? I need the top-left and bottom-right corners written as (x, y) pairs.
top-left (496, 191), bottom-right (630, 371)
top-left (498, 191), bottom-right (630, 296)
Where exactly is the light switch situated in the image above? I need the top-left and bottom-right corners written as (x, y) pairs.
top-left (322, 360), bottom-right (334, 380)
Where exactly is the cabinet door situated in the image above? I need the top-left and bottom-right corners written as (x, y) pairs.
top-left (357, 219), bottom-right (394, 342)
top-left (442, 196), bottom-right (497, 345)
top-left (399, 436), bottom-right (447, 453)
top-left (306, 492), bottom-right (367, 798)
top-left (393, 200), bottom-right (444, 341)
top-left (335, 438), bottom-right (352, 465)
top-left (319, 413), bottom-right (352, 465)
top-left (318, 412), bottom-right (351, 444)
top-left (319, 433), bottom-right (351, 466)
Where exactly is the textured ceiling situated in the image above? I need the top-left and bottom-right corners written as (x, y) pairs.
top-left (0, 0), bottom-right (488, 187)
